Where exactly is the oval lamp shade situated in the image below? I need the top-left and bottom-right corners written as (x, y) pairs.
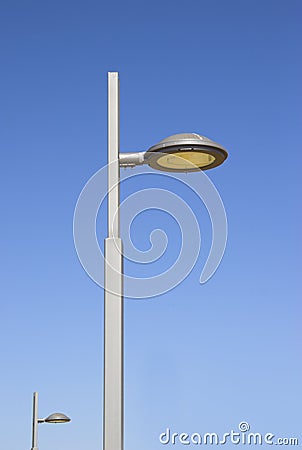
top-left (44, 413), bottom-right (71, 423)
top-left (145, 133), bottom-right (228, 172)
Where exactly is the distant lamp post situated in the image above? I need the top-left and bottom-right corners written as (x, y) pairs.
top-left (31, 392), bottom-right (71, 450)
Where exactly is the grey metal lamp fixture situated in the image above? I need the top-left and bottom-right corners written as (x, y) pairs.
top-left (119, 132), bottom-right (228, 172)
top-left (31, 392), bottom-right (70, 450)
top-left (41, 413), bottom-right (71, 424)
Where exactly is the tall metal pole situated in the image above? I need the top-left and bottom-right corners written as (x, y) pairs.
top-left (103, 72), bottom-right (123, 450)
top-left (31, 392), bottom-right (38, 450)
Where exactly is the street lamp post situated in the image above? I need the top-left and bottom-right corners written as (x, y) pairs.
top-left (103, 72), bottom-right (123, 450)
top-left (103, 72), bottom-right (228, 450)
top-left (31, 392), bottom-right (71, 450)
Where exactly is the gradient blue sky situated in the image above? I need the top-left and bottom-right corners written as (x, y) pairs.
top-left (1, 1), bottom-right (301, 449)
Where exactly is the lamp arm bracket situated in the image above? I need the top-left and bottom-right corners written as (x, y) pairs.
top-left (119, 151), bottom-right (146, 168)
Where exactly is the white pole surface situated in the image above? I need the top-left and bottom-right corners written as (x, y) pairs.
top-left (103, 72), bottom-right (124, 450)
top-left (31, 392), bottom-right (38, 450)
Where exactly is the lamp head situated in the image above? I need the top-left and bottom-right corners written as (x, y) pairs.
top-left (44, 413), bottom-right (71, 424)
top-left (145, 133), bottom-right (228, 172)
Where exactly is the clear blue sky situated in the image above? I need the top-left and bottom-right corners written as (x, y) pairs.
top-left (0, 1), bottom-right (301, 449)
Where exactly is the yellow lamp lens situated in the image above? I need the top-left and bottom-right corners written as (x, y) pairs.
top-left (156, 151), bottom-right (216, 170)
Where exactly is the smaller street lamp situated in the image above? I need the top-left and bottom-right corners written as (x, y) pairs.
top-left (31, 392), bottom-right (71, 450)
